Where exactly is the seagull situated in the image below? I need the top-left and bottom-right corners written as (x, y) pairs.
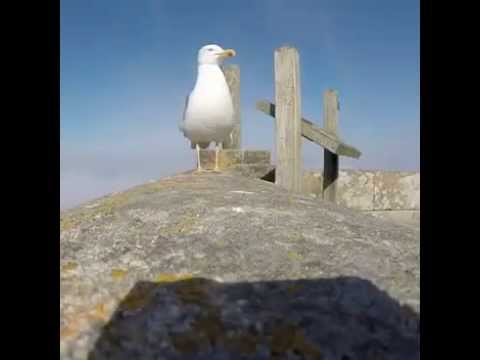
top-left (180, 44), bottom-right (236, 172)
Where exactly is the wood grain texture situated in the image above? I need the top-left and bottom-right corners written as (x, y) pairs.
top-left (274, 47), bottom-right (303, 193)
top-left (256, 100), bottom-right (361, 159)
top-left (222, 65), bottom-right (241, 149)
top-left (323, 90), bottom-right (340, 202)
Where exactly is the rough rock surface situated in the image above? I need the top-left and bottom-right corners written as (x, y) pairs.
top-left (369, 210), bottom-right (420, 230)
top-left (303, 170), bottom-right (420, 212)
top-left (60, 172), bottom-right (419, 360)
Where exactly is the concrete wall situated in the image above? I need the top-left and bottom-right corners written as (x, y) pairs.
top-left (303, 170), bottom-right (420, 228)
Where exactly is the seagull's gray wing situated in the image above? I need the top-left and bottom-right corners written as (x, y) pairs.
top-left (180, 94), bottom-right (197, 149)
top-left (179, 94), bottom-right (189, 134)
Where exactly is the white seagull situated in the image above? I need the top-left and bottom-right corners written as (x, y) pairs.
top-left (180, 44), bottom-right (236, 172)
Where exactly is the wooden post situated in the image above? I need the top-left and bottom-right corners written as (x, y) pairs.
top-left (222, 65), bottom-right (241, 149)
top-left (323, 89), bottom-right (340, 202)
top-left (274, 46), bottom-right (303, 192)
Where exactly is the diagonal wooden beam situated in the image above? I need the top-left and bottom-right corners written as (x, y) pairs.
top-left (256, 100), bottom-right (361, 159)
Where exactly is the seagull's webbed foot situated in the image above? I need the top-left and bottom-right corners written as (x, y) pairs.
top-left (193, 143), bottom-right (217, 174)
top-left (193, 166), bottom-right (206, 174)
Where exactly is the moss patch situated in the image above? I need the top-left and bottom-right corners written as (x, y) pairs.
top-left (287, 251), bottom-right (303, 261)
top-left (111, 269), bottom-right (127, 281)
top-left (270, 323), bottom-right (323, 359)
top-left (159, 211), bottom-right (199, 236)
top-left (120, 282), bottom-right (158, 311)
top-left (154, 273), bottom-right (193, 283)
top-left (287, 284), bottom-right (304, 294)
top-left (60, 180), bottom-right (173, 232)
top-left (61, 261), bottom-right (78, 272)
top-left (175, 278), bottom-right (211, 306)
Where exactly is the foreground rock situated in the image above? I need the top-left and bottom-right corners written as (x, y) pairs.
top-left (60, 172), bottom-right (419, 360)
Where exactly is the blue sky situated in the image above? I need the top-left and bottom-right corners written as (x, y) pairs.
top-left (61, 0), bottom-right (419, 209)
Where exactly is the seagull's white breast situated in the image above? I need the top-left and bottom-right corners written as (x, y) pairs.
top-left (182, 65), bottom-right (234, 145)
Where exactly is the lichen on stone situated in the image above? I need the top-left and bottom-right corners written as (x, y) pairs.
top-left (287, 250), bottom-right (303, 261)
top-left (61, 261), bottom-right (78, 272)
top-left (159, 211), bottom-right (199, 236)
top-left (110, 269), bottom-right (127, 281)
top-left (60, 172), bottom-right (419, 359)
top-left (174, 278), bottom-right (212, 306)
top-left (154, 273), bottom-right (193, 283)
top-left (118, 282), bottom-right (157, 311)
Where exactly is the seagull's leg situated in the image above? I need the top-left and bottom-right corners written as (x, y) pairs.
top-left (214, 142), bottom-right (220, 172)
top-left (196, 144), bottom-right (203, 172)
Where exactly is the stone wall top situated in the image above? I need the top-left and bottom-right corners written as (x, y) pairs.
top-left (304, 169), bottom-right (420, 211)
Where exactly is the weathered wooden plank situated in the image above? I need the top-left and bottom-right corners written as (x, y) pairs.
top-left (323, 89), bottom-right (340, 202)
top-left (222, 65), bottom-right (241, 149)
top-left (256, 100), bottom-right (361, 159)
top-left (324, 89), bottom-right (339, 135)
top-left (274, 46), bottom-right (303, 193)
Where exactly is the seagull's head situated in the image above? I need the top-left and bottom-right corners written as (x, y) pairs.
top-left (197, 44), bottom-right (236, 65)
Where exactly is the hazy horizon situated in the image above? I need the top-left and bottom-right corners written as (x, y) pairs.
top-left (61, 0), bottom-right (419, 210)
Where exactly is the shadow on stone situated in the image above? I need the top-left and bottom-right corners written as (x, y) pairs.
top-left (261, 168), bottom-right (275, 183)
top-left (88, 276), bottom-right (419, 360)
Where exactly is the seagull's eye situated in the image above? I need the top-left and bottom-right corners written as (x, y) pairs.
top-left (207, 48), bottom-right (214, 52)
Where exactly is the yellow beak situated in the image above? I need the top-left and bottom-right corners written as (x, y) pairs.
top-left (217, 49), bottom-right (236, 58)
